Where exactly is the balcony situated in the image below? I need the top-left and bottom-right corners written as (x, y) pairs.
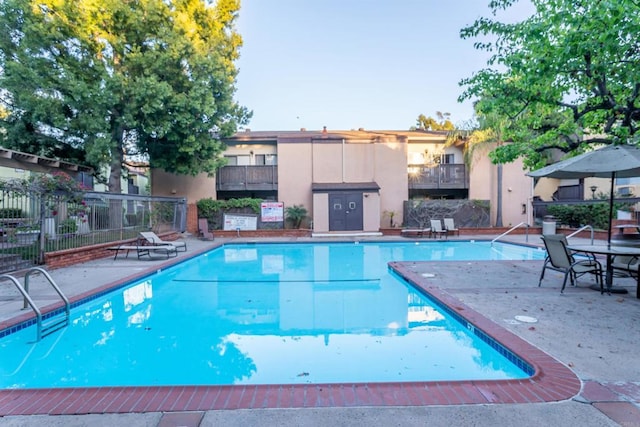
top-left (216, 165), bottom-right (278, 191)
top-left (408, 164), bottom-right (468, 190)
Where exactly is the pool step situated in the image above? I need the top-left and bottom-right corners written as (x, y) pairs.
top-left (0, 267), bottom-right (70, 341)
top-left (41, 312), bottom-right (70, 338)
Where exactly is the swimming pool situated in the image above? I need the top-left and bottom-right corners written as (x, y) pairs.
top-left (0, 241), bottom-right (546, 389)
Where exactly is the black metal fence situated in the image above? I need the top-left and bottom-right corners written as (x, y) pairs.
top-left (0, 190), bottom-right (186, 273)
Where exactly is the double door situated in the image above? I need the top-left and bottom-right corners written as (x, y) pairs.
top-left (328, 192), bottom-right (363, 231)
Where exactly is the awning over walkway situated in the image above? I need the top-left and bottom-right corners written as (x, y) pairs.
top-left (312, 182), bottom-right (380, 192)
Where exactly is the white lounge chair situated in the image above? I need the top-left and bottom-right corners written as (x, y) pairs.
top-left (400, 227), bottom-right (430, 238)
top-left (139, 231), bottom-right (187, 252)
top-left (444, 218), bottom-right (459, 236)
top-left (429, 219), bottom-right (448, 239)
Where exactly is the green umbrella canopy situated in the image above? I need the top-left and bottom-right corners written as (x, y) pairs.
top-left (527, 144), bottom-right (640, 179)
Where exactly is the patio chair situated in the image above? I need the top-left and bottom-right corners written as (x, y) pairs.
top-left (198, 218), bottom-right (214, 241)
top-left (443, 218), bottom-right (459, 236)
top-left (429, 219), bottom-right (448, 239)
top-left (400, 226), bottom-right (430, 238)
top-left (539, 234), bottom-right (603, 293)
top-left (139, 231), bottom-right (187, 252)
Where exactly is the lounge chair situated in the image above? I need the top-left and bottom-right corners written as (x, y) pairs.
top-left (108, 238), bottom-right (177, 260)
top-left (139, 231), bottom-right (187, 252)
top-left (443, 218), bottom-right (459, 236)
top-left (539, 234), bottom-right (603, 293)
top-left (198, 218), bottom-right (214, 240)
top-left (400, 226), bottom-right (430, 238)
top-left (429, 219), bottom-right (448, 239)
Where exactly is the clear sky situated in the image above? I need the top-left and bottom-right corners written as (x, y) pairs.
top-left (234, 0), bottom-right (533, 131)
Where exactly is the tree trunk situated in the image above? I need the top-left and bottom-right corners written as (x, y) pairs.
top-left (108, 122), bottom-right (124, 194)
top-left (108, 123), bottom-right (125, 231)
top-left (495, 163), bottom-right (503, 227)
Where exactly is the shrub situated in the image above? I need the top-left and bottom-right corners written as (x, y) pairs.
top-left (285, 204), bottom-right (308, 229)
top-left (548, 202), bottom-right (634, 230)
top-left (58, 218), bottom-right (78, 234)
top-left (197, 198), bottom-right (263, 229)
top-left (0, 208), bottom-right (23, 218)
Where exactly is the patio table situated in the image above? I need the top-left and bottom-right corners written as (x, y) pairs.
top-left (567, 244), bottom-right (640, 298)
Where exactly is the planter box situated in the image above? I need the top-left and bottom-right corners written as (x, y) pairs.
top-left (15, 230), bottom-right (40, 245)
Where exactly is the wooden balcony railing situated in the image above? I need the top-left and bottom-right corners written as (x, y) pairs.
top-left (408, 164), bottom-right (468, 189)
top-left (216, 165), bottom-right (278, 191)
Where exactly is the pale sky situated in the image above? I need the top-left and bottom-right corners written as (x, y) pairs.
top-left (234, 0), bottom-right (534, 132)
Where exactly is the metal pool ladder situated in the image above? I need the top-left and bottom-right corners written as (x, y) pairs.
top-left (0, 267), bottom-right (70, 341)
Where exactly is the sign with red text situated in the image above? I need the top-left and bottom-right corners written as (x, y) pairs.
top-left (261, 202), bottom-right (284, 222)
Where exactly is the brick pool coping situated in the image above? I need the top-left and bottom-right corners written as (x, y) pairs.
top-left (0, 254), bottom-right (581, 415)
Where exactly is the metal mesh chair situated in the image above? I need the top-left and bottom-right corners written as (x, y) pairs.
top-left (539, 234), bottom-right (603, 293)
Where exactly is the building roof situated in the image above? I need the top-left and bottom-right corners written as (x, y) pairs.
top-left (225, 128), bottom-right (450, 144)
top-left (0, 146), bottom-right (93, 173)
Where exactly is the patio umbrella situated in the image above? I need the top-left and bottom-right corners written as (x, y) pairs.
top-left (528, 144), bottom-right (640, 245)
top-left (528, 144), bottom-right (640, 291)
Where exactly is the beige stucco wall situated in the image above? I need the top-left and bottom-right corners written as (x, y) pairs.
top-left (362, 191), bottom-right (381, 231)
top-left (532, 177), bottom-right (612, 201)
top-left (312, 192), bottom-right (329, 231)
top-left (374, 142), bottom-right (408, 228)
top-left (311, 141), bottom-right (376, 183)
top-left (310, 139), bottom-right (407, 230)
top-left (278, 138), bottom-right (407, 232)
top-left (151, 169), bottom-right (216, 202)
top-left (469, 144), bottom-right (533, 226)
top-left (277, 142), bottom-right (313, 225)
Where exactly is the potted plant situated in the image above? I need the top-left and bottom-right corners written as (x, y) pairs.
top-left (13, 223), bottom-right (40, 244)
top-left (285, 204), bottom-right (308, 229)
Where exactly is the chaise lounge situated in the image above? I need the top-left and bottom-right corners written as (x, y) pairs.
top-left (139, 231), bottom-right (187, 252)
top-left (108, 238), bottom-right (178, 260)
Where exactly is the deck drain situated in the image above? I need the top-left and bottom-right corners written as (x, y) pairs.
top-left (421, 273), bottom-right (436, 278)
top-left (515, 315), bottom-right (538, 323)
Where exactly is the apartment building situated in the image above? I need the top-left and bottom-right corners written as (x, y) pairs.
top-left (152, 128), bottom-right (533, 232)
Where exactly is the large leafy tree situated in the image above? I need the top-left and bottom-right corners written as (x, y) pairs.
top-left (0, 0), bottom-right (250, 192)
top-left (458, 0), bottom-right (640, 169)
top-left (412, 111), bottom-right (455, 131)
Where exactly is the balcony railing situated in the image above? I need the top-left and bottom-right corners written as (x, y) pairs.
top-left (408, 164), bottom-right (468, 190)
top-left (216, 165), bottom-right (278, 191)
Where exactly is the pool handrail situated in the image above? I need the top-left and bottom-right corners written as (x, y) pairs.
top-left (566, 225), bottom-right (595, 245)
top-left (491, 222), bottom-right (530, 246)
top-left (0, 267), bottom-right (70, 341)
top-left (0, 274), bottom-right (42, 339)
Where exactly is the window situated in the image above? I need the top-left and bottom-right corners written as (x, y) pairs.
top-left (441, 154), bottom-right (454, 164)
top-left (225, 155), bottom-right (250, 166)
top-left (255, 154), bottom-right (266, 165)
top-left (265, 154), bottom-right (277, 165)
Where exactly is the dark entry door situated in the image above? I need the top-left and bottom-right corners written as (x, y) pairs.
top-left (329, 192), bottom-right (363, 231)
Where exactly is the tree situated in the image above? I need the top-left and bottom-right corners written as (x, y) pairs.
top-left (413, 112), bottom-right (455, 131)
top-left (458, 0), bottom-right (640, 169)
top-left (0, 0), bottom-right (250, 193)
top-left (448, 109), bottom-right (510, 227)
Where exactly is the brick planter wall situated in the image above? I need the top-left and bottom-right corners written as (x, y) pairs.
top-left (44, 232), bottom-right (182, 270)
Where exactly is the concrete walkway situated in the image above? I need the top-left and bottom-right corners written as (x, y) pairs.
top-left (0, 233), bottom-right (639, 426)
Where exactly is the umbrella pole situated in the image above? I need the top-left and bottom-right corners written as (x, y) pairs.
top-left (605, 172), bottom-right (616, 290)
top-left (607, 172), bottom-right (615, 248)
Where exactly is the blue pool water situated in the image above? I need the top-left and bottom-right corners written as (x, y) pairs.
top-left (0, 241), bottom-right (545, 389)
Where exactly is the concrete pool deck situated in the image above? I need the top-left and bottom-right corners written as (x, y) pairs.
top-left (0, 234), bottom-right (638, 426)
